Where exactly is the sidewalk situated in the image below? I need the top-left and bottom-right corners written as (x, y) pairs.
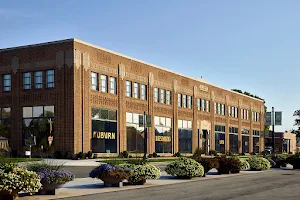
top-left (20, 169), bottom-right (266, 200)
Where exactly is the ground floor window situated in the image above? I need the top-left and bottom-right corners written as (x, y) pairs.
top-left (0, 107), bottom-right (11, 151)
top-left (126, 112), bottom-right (146, 153)
top-left (242, 135), bottom-right (249, 153)
top-left (229, 134), bottom-right (238, 153)
top-left (253, 136), bottom-right (260, 153)
top-left (178, 120), bottom-right (192, 153)
top-left (283, 139), bottom-right (290, 153)
top-left (91, 108), bottom-right (117, 153)
top-left (215, 125), bottom-right (225, 153)
top-left (155, 116), bottom-right (172, 153)
top-left (22, 106), bottom-right (54, 153)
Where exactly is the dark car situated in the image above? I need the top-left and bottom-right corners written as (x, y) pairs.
top-left (264, 146), bottom-right (273, 154)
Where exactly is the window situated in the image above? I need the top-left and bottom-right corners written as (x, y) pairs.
top-left (133, 83), bottom-right (139, 98)
top-left (126, 81), bottom-right (132, 97)
top-left (202, 99), bottom-right (205, 112)
top-left (155, 116), bottom-right (172, 153)
top-left (247, 110), bottom-right (249, 120)
top-left (197, 99), bottom-right (201, 110)
top-left (141, 84), bottom-right (147, 100)
top-left (187, 96), bottom-right (192, 109)
top-left (178, 93), bottom-right (182, 107)
top-left (257, 113), bottom-right (260, 121)
top-left (166, 90), bottom-right (171, 105)
top-left (34, 71), bottom-right (43, 89)
top-left (3, 74), bottom-right (11, 92)
top-left (214, 102), bottom-right (217, 114)
top-left (178, 119), bottom-right (192, 153)
top-left (110, 77), bottom-right (116, 94)
top-left (23, 72), bottom-right (31, 90)
top-left (101, 75), bottom-right (107, 92)
top-left (221, 104), bottom-right (225, 115)
top-left (235, 107), bottom-right (238, 118)
top-left (46, 70), bottom-right (54, 88)
top-left (232, 107), bottom-right (235, 117)
top-left (160, 89), bottom-right (165, 104)
top-left (228, 106), bottom-right (231, 117)
top-left (217, 103), bottom-right (221, 115)
top-left (182, 95), bottom-right (187, 108)
top-left (206, 100), bottom-right (210, 112)
top-left (154, 88), bottom-right (159, 102)
top-left (91, 72), bottom-right (98, 90)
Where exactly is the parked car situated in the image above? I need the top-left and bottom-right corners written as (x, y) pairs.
top-left (264, 146), bottom-right (273, 154)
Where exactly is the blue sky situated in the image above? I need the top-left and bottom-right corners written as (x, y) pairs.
top-left (0, 0), bottom-right (299, 131)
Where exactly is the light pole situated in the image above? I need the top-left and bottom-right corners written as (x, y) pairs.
top-left (143, 111), bottom-right (147, 160)
top-left (272, 107), bottom-right (275, 154)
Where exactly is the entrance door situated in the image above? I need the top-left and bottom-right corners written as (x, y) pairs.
top-left (202, 130), bottom-right (209, 155)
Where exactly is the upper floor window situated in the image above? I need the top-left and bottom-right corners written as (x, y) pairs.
top-left (166, 90), bottom-right (171, 105)
top-left (110, 77), bottom-right (116, 94)
top-left (182, 95), bottom-right (187, 108)
top-left (34, 71), bottom-right (43, 89)
top-left (126, 81), bottom-right (132, 97)
top-left (187, 96), bottom-right (192, 109)
top-left (160, 89), bottom-right (165, 104)
top-left (23, 72), bottom-right (31, 90)
top-left (214, 102), bottom-right (217, 114)
top-left (46, 70), bottom-right (54, 88)
top-left (141, 84), bottom-right (147, 100)
top-left (217, 103), bottom-right (221, 115)
top-left (101, 75), bottom-right (107, 92)
top-left (154, 88), bottom-right (159, 102)
top-left (206, 100), bottom-right (210, 112)
top-left (91, 72), bottom-right (98, 90)
top-left (178, 93), bottom-right (182, 107)
top-left (3, 74), bottom-right (11, 92)
top-left (133, 82), bottom-right (139, 99)
top-left (197, 99), bottom-right (201, 110)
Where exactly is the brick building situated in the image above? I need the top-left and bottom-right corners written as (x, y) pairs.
top-left (0, 38), bottom-right (265, 156)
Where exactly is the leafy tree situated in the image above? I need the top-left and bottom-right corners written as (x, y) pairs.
top-left (293, 110), bottom-right (300, 137)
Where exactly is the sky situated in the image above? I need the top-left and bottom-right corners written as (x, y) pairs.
top-left (0, 0), bottom-right (299, 132)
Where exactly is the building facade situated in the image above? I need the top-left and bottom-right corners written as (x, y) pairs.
top-left (265, 131), bottom-right (297, 153)
top-left (0, 39), bottom-right (265, 156)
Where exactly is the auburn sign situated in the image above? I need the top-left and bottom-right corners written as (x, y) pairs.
top-left (93, 131), bottom-right (116, 139)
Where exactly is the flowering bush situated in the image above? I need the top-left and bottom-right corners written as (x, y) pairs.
top-left (165, 157), bottom-right (204, 178)
top-left (248, 157), bottom-right (270, 171)
top-left (119, 164), bottom-right (160, 184)
top-left (0, 166), bottom-right (42, 195)
top-left (89, 164), bottom-right (131, 180)
top-left (37, 169), bottom-right (74, 184)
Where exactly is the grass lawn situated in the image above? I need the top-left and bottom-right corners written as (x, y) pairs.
top-left (0, 158), bottom-right (41, 163)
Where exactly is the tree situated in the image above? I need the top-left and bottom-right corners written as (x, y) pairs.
top-left (293, 110), bottom-right (300, 137)
top-left (231, 89), bottom-right (269, 131)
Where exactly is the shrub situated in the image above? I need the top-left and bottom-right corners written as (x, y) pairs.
top-left (271, 154), bottom-right (287, 168)
top-left (87, 151), bottom-right (93, 159)
top-left (286, 153), bottom-right (300, 169)
top-left (148, 154), bottom-right (153, 158)
top-left (216, 156), bottom-right (241, 174)
top-left (152, 152), bottom-right (158, 158)
top-left (193, 148), bottom-right (204, 159)
top-left (173, 152), bottom-right (182, 157)
top-left (165, 157), bottom-right (204, 178)
top-left (76, 152), bottom-right (84, 159)
top-left (64, 151), bottom-right (72, 159)
top-left (26, 160), bottom-right (63, 172)
top-left (248, 157), bottom-right (270, 171)
top-left (195, 157), bottom-right (217, 174)
top-left (250, 152), bottom-right (256, 155)
top-left (225, 151), bottom-right (233, 156)
top-left (209, 150), bottom-right (218, 156)
top-left (89, 164), bottom-right (131, 180)
top-left (0, 166), bottom-right (42, 195)
top-left (120, 164), bottom-right (160, 184)
top-left (119, 151), bottom-right (129, 158)
top-left (129, 155), bottom-right (133, 158)
top-left (54, 151), bottom-right (63, 159)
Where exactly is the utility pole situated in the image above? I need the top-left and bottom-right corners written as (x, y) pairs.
top-left (272, 107), bottom-right (275, 154)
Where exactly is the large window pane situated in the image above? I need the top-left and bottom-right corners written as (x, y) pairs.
top-left (126, 81), bottom-right (132, 97)
top-left (154, 88), bottom-right (159, 102)
top-left (101, 75), bottom-right (107, 92)
top-left (44, 106), bottom-right (54, 117)
top-left (126, 112), bottom-right (133, 123)
top-left (108, 110), bottom-right (117, 121)
top-left (23, 72), bottom-right (31, 90)
top-left (92, 107), bottom-right (101, 120)
top-left (133, 83), bottom-right (139, 98)
top-left (141, 84), bottom-right (147, 100)
top-left (3, 74), bottom-right (11, 92)
top-left (92, 120), bottom-right (117, 153)
top-left (91, 72), bottom-right (98, 90)
top-left (34, 71), bottom-right (43, 89)
top-left (46, 70), bottom-right (54, 88)
top-left (178, 129), bottom-right (192, 153)
top-left (33, 106), bottom-right (44, 118)
top-left (110, 77), bottom-right (116, 94)
top-left (23, 107), bottom-right (33, 118)
top-left (100, 109), bottom-right (108, 119)
top-left (160, 89), bottom-right (165, 104)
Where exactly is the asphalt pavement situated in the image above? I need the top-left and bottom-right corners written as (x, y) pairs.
top-left (59, 169), bottom-right (300, 200)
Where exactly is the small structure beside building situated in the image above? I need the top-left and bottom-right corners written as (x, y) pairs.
top-left (265, 130), bottom-right (297, 153)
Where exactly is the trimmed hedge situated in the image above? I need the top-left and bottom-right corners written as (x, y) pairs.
top-left (248, 157), bottom-right (270, 171)
top-left (166, 157), bottom-right (204, 178)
